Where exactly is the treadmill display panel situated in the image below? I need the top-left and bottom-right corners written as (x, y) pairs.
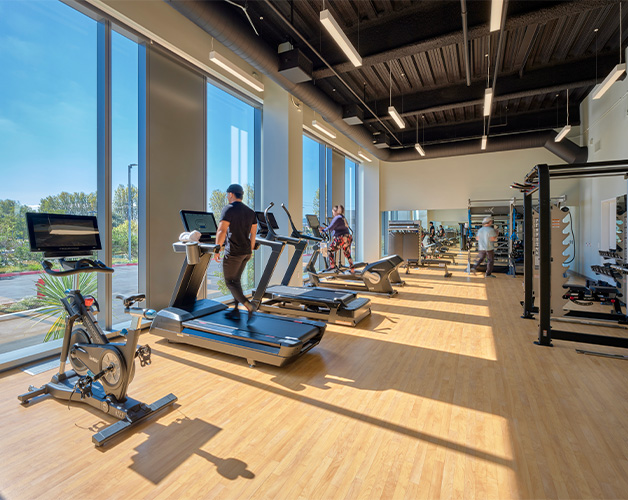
top-left (180, 211), bottom-right (218, 241)
top-left (256, 211), bottom-right (279, 230)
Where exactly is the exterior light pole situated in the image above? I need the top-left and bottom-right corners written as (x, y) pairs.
top-left (127, 163), bottom-right (137, 262)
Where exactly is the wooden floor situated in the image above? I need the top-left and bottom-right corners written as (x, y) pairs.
top-left (2, 262), bottom-right (628, 499)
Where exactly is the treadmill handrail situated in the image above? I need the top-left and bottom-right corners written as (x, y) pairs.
top-left (173, 242), bottom-right (219, 253)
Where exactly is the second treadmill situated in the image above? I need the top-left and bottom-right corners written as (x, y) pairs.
top-left (254, 205), bottom-right (372, 326)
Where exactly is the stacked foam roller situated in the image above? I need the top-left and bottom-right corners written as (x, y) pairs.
top-left (531, 205), bottom-right (570, 317)
top-left (550, 205), bottom-right (571, 317)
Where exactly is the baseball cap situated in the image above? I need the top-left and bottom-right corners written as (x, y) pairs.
top-left (226, 183), bottom-right (244, 197)
top-left (482, 216), bottom-right (493, 224)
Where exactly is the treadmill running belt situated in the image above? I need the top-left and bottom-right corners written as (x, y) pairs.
top-left (184, 311), bottom-right (320, 345)
top-left (267, 285), bottom-right (354, 302)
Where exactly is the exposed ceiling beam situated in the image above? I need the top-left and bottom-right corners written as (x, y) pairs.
top-left (363, 52), bottom-right (616, 123)
top-left (515, 24), bottom-right (540, 78)
top-left (394, 105), bottom-right (582, 146)
top-left (312, 0), bottom-right (616, 80)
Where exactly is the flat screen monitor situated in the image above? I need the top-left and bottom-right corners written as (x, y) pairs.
top-left (26, 212), bottom-right (101, 257)
top-left (306, 214), bottom-right (320, 229)
top-left (180, 210), bottom-right (218, 242)
top-left (255, 211), bottom-right (279, 230)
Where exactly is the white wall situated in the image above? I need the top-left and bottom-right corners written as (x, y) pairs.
top-left (577, 52), bottom-right (628, 277)
top-left (358, 159), bottom-right (381, 261)
top-left (380, 147), bottom-right (580, 211)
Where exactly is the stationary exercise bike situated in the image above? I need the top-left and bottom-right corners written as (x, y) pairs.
top-left (19, 212), bottom-right (177, 447)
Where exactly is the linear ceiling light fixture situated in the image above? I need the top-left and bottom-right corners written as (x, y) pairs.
top-left (414, 115), bottom-right (426, 156)
top-left (481, 107), bottom-right (488, 151)
top-left (209, 50), bottom-right (264, 92)
top-left (490, 0), bottom-right (504, 32)
top-left (320, 9), bottom-right (362, 67)
top-left (483, 89), bottom-right (493, 117)
top-left (593, 3), bottom-right (625, 100)
top-left (555, 89), bottom-right (571, 142)
top-left (312, 119), bottom-right (337, 139)
top-left (358, 150), bottom-right (372, 162)
top-left (483, 51), bottom-right (492, 118)
top-left (388, 106), bottom-right (405, 129)
top-left (592, 64), bottom-right (626, 100)
top-left (388, 68), bottom-right (406, 129)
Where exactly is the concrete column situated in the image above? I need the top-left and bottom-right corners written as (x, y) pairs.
top-left (260, 80), bottom-right (303, 285)
top-left (331, 151), bottom-right (345, 208)
top-left (139, 47), bottom-right (205, 310)
top-left (359, 159), bottom-right (381, 262)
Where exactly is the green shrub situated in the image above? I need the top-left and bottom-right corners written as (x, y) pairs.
top-left (0, 296), bottom-right (44, 314)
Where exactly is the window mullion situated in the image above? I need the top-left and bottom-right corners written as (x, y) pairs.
top-left (97, 19), bottom-right (113, 330)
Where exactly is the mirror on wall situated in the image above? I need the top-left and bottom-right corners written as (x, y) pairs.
top-left (381, 209), bottom-right (467, 255)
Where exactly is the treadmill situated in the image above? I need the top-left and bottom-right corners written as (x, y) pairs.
top-left (150, 209), bottom-right (326, 367)
top-left (253, 205), bottom-right (372, 326)
top-left (304, 214), bottom-right (404, 297)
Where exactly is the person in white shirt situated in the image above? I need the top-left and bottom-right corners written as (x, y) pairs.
top-left (470, 217), bottom-right (498, 277)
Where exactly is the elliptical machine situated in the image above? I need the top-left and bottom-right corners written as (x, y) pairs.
top-left (19, 212), bottom-right (177, 447)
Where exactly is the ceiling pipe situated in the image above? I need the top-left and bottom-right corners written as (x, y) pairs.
top-left (165, 0), bottom-right (587, 164)
top-left (544, 133), bottom-right (588, 164)
top-left (487, 0), bottom-right (509, 133)
top-left (460, 0), bottom-right (471, 86)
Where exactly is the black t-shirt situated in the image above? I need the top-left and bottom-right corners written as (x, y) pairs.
top-left (220, 201), bottom-right (257, 256)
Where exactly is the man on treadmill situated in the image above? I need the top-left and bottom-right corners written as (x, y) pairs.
top-left (214, 184), bottom-right (258, 322)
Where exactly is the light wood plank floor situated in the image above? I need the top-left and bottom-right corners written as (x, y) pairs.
top-left (1, 263), bottom-right (628, 499)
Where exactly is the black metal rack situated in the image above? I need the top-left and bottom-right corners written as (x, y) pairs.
top-left (520, 160), bottom-right (628, 349)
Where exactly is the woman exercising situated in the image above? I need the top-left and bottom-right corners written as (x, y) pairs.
top-left (321, 205), bottom-right (354, 273)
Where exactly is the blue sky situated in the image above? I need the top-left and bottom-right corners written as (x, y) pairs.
top-left (1, 0), bottom-right (254, 207)
top-left (303, 135), bottom-right (320, 216)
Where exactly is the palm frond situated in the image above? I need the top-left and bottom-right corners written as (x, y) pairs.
top-left (30, 271), bottom-right (98, 342)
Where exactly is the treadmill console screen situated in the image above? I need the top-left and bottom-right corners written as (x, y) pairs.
top-left (26, 212), bottom-right (101, 257)
top-left (256, 211), bottom-right (279, 230)
top-left (180, 211), bottom-right (218, 241)
top-left (306, 214), bottom-right (320, 229)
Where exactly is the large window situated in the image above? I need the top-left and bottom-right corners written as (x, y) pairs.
top-left (345, 158), bottom-right (357, 257)
top-left (206, 83), bottom-right (258, 299)
top-left (111, 30), bottom-right (140, 326)
top-left (0, 1), bottom-right (98, 355)
top-left (302, 135), bottom-right (323, 277)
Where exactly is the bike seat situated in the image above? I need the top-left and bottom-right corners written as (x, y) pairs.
top-left (115, 293), bottom-right (146, 307)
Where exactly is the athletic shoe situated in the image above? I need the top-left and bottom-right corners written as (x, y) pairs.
top-left (225, 308), bottom-right (241, 319)
top-left (485, 274), bottom-right (496, 278)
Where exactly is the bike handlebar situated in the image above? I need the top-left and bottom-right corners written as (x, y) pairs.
top-left (42, 258), bottom-right (114, 276)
